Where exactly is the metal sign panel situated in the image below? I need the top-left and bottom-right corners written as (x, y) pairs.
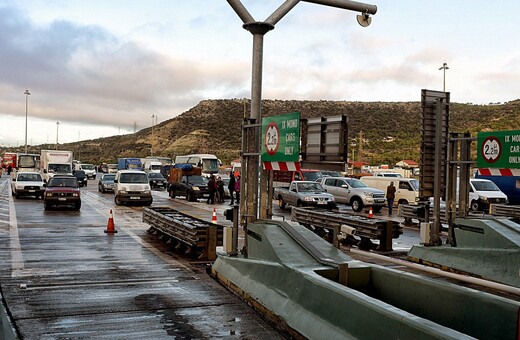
top-left (300, 115), bottom-right (348, 171)
top-left (261, 112), bottom-right (300, 162)
top-left (477, 130), bottom-right (520, 169)
top-left (420, 89), bottom-right (450, 199)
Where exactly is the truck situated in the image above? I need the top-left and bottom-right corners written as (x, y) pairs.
top-left (476, 169), bottom-right (520, 205)
top-left (11, 153), bottom-right (41, 178)
top-left (318, 176), bottom-right (386, 212)
top-left (2, 152), bottom-right (17, 171)
top-left (274, 181), bottom-right (336, 210)
top-left (174, 154), bottom-right (221, 177)
top-left (167, 165), bottom-right (210, 202)
top-left (272, 169), bottom-right (323, 191)
top-left (117, 157), bottom-right (143, 171)
top-left (142, 158), bottom-right (162, 173)
top-left (40, 150), bottom-right (73, 182)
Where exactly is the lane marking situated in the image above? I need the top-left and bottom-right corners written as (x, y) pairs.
top-left (5, 180), bottom-right (25, 277)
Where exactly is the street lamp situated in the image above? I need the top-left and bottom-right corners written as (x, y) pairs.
top-left (439, 62), bottom-right (449, 92)
top-left (24, 89), bottom-right (31, 154)
top-left (56, 122), bottom-right (60, 150)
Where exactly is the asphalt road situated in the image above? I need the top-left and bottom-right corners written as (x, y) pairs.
top-left (0, 175), bottom-right (285, 339)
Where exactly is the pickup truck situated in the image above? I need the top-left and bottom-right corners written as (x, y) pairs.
top-left (318, 176), bottom-right (386, 212)
top-left (168, 174), bottom-right (210, 202)
top-left (275, 181), bottom-right (336, 210)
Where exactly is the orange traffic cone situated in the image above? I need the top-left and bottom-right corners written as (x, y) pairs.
top-left (104, 209), bottom-right (118, 233)
top-left (368, 206), bottom-right (374, 218)
top-left (211, 208), bottom-right (217, 223)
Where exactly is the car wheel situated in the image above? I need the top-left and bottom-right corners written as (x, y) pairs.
top-left (75, 201), bottom-right (81, 210)
top-left (98, 185), bottom-right (102, 192)
top-left (470, 200), bottom-right (480, 212)
top-left (372, 206), bottom-right (383, 213)
top-left (44, 200), bottom-right (50, 210)
top-left (278, 198), bottom-right (286, 210)
top-left (351, 198), bottom-right (363, 212)
top-left (115, 195), bottom-right (122, 206)
top-left (296, 200), bottom-right (303, 208)
top-left (14, 192), bottom-right (19, 199)
top-left (169, 190), bottom-right (175, 198)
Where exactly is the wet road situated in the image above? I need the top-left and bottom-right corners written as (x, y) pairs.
top-left (0, 175), bottom-right (285, 339)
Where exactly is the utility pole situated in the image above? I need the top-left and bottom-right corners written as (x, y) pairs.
top-left (55, 122), bottom-right (60, 150)
top-left (24, 89), bottom-right (31, 154)
top-left (150, 114), bottom-right (155, 156)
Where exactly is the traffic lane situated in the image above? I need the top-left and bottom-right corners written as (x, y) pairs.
top-left (3, 179), bottom-right (285, 339)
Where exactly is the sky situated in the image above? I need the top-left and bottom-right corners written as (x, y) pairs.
top-left (1, 0), bottom-right (519, 147)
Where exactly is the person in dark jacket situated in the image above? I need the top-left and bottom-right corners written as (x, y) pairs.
top-left (386, 181), bottom-right (396, 215)
top-left (207, 175), bottom-right (216, 204)
top-left (228, 173), bottom-right (236, 205)
top-left (216, 176), bottom-right (225, 203)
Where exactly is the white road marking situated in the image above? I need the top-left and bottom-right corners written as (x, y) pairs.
top-left (8, 183), bottom-right (25, 277)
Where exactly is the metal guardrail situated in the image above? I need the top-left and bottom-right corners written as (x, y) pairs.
top-left (490, 204), bottom-right (520, 219)
top-left (290, 207), bottom-right (402, 252)
top-left (398, 204), bottom-right (449, 225)
top-left (143, 206), bottom-right (223, 260)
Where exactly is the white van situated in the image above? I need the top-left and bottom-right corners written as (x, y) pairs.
top-left (469, 178), bottom-right (508, 212)
top-left (75, 163), bottom-right (97, 179)
top-left (360, 176), bottom-right (419, 206)
top-left (113, 170), bottom-right (153, 206)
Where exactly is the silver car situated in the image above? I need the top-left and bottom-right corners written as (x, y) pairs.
top-left (319, 177), bottom-right (386, 212)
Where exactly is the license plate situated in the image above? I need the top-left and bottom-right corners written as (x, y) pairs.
top-left (130, 196), bottom-right (140, 200)
top-left (58, 198), bottom-right (66, 201)
top-left (317, 201), bottom-right (326, 205)
top-left (376, 199), bottom-right (385, 203)
top-left (29, 190), bottom-right (35, 193)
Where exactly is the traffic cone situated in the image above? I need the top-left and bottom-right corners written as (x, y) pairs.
top-left (211, 208), bottom-right (217, 223)
top-left (104, 209), bottom-right (118, 233)
top-left (368, 206), bottom-right (374, 218)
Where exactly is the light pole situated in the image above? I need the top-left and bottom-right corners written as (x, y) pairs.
top-left (55, 122), bottom-right (60, 150)
top-left (150, 114), bottom-right (155, 156)
top-left (439, 62), bottom-right (449, 92)
top-left (24, 89), bottom-right (31, 154)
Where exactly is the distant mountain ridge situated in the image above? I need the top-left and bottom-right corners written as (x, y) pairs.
top-left (3, 98), bottom-right (520, 166)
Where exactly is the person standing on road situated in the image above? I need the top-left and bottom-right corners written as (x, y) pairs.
top-left (216, 176), bottom-right (225, 204)
top-left (207, 175), bottom-right (216, 204)
top-left (386, 181), bottom-right (396, 215)
top-left (235, 175), bottom-right (241, 204)
top-left (228, 173), bottom-right (236, 205)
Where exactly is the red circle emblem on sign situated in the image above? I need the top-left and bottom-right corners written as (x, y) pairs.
top-left (265, 122), bottom-right (280, 156)
top-left (481, 136), bottom-right (501, 164)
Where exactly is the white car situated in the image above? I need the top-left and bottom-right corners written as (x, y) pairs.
top-left (11, 171), bottom-right (45, 199)
top-left (469, 178), bottom-right (508, 212)
top-left (114, 170), bottom-right (153, 206)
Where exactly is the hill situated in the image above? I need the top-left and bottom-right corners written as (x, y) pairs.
top-left (3, 99), bottom-right (520, 166)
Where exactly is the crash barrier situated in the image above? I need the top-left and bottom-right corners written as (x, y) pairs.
top-left (490, 204), bottom-right (520, 220)
top-left (290, 207), bottom-right (402, 251)
top-left (398, 204), bottom-right (449, 225)
top-left (142, 206), bottom-right (223, 260)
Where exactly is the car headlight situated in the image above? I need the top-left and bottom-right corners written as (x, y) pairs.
top-left (363, 191), bottom-right (374, 197)
top-left (119, 190), bottom-right (127, 194)
top-left (479, 195), bottom-right (488, 202)
top-left (304, 196), bottom-right (314, 201)
top-left (72, 193), bottom-right (79, 197)
top-left (45, 192), bottom-right (53, 197)
top-left (329, 196), bottom-right (335, 201)
top-left (192, 186), bottom-right (200, 191)
top-left (144, 190), bottom-right (151, 194)
top-left (15, 184), bottom-right (24, 190)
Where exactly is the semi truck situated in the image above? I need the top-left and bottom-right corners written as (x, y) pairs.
top-left (40, 150), bottom-right (73, 182)
top-left (117, 158), bottom-right (143, 171)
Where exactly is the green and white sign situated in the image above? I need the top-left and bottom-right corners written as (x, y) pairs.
top-left (261, 112), bottom-right (300, 162)
top-left (477, 130), bottom-right (520, 168)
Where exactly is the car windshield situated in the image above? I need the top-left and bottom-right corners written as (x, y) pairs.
top-left (81, 164), bottom-right (95, 170)
top-left (346, 178), bottom-right (368, 188)
top-left (409, 179), bottom-right (419, 191)
top-left (18, 173), bottom-right (42, 181)
top-left (49, 164), bottom-right (72, 173)
top-left (103, 175), bottom-right (116, 181)
top-left (472, 180), bottom-right (500, 191)
top-left (297, 182), bottom-right (324, 192)
top-left (148, 173), bottom-right (165, 179)
top-left (48, 177), bottom-right (78, 187)
top-left (188, 176), bottom-right (208, 185)
top-left (120, 173), bottom-right (148, 183)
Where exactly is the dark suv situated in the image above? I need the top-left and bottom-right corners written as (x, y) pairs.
top-left (73, 170), bottom-right (88, 187)
top-left (43, 175), bottom-right (81, 210)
